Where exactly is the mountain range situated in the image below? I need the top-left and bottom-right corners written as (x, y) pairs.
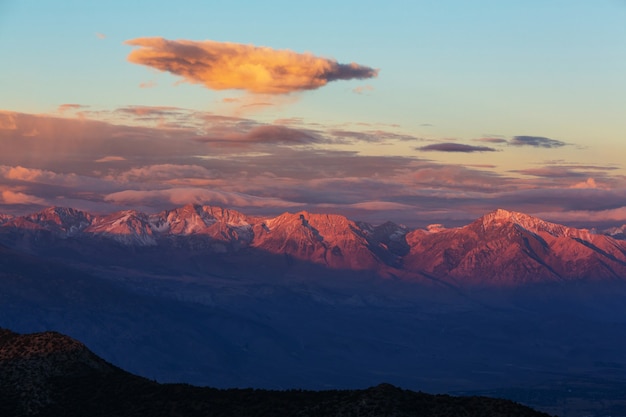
top-left (2, 204), bottom-right (626, 416)
top-left (1, 204), bottom-right (625, 285)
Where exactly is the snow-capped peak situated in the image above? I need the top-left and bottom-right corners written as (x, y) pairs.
top-left (151, 204), bottom-right (216, 235)
top-left (24, 206), bottom-right (92, 236)
top-left (604, 224), bottom-right (626, 240)
top-left (480, 208), bottom-right (575, 237)
top-left (85, 210), bottom-right (156, 246)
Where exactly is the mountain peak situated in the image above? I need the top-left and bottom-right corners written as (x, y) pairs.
top-left (604, 224), bottom-right (626, 241)
top-left (85, 210), bottom-right (156, 245)
top-left (0, 213), bottom-right (13, 225)
top-left (485, 208), bottom-right (532, 222)
top-left (479, 208), bottom-right (574, 237)
top-left (17, 206), bottom-right (92, 235)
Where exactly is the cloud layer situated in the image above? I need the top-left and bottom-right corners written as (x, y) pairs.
top-left (417, 143), bottom-right (496, 153)
top-left (510, 136), bottom-right (567, 148)
top-left (125, 37), bottom-right (379, 94)
top-left (1, 109), bottom-right (625, 229)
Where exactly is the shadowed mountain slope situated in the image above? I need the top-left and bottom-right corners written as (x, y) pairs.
top-left (0, 328), bottom-right (551, 417)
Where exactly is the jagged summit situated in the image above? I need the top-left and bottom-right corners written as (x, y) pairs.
top-left (605, 224), bottom-right (626, 240)
top-left (478, 208), bottom-right (583, 238)
top-left (158, 204), bottom-right (250, 225)
top-left (153, 204), bottom-right (220, 235)
top-left (483, 208), bottom-right (529, 222)
top-left (263, 210), bottom-right (352, 230)
top-left (252, 210), bottom-right (381, 270)
top-left (481, 208), bottom-right (549, 228)
top-left (5, 206), bottom-right (92, 236)
top-left (0, 213), bottom-right (13, 225)
top-left (85, 210), bottom-right (156, 245)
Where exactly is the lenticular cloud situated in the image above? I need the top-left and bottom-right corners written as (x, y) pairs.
top-left (125, 37), bottom-right (378, 94)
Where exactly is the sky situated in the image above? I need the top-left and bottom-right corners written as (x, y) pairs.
top-left (1, 0), bottom-right (625, 229)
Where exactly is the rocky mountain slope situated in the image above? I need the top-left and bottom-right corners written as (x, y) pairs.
top-left (0, 328), bottom-right (116, 415)
top-left (404, 208), bottom-right (626, 284)
top-left (1, 204), bottom-right (625, 285)
top-left (0, 328), bottom-right (551, 417)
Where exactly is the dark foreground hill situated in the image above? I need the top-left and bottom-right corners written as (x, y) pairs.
top-left (0, 328), bottom-right (550, 417)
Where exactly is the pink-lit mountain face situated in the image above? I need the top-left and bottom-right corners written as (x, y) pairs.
top-left (405, 209), bottom-right (626, 285)
top-left (1, 204), bottom-right (625, 286)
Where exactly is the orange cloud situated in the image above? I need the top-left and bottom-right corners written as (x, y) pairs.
top-left (1, 189), bottom-right (46, 205)
top-left (4, 166), bottom-right (44, 181)
top-left (570, 178), bottom-right (600, 189)
top-left (57, 104), bottom-right (89, 114)
top-left (95, 156), bottom-right (127, 163)
top-left (0, 165), bottom-right (97, 189)
top-left (124, 37), bottom-right (379, 94)
top-left (0, 111), bottom-right (17, 130)
top-left (104, 188), bottom-right (299, 208)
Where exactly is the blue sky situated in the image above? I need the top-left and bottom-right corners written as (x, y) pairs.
top-left (1, 0), bottom-right (625, 227)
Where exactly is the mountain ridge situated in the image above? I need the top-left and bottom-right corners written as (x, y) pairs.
top-left (1, 204), bottom-right (625, 286)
